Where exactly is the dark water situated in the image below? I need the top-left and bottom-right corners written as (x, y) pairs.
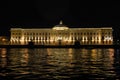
top-left (0, 48), bottom-right (120, 80)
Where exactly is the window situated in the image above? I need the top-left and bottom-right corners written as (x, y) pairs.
top-left (108, 32), bottom-right (111, 35)
top-left (87, 32), bottom-right (89, 35)
top-left (90, 32), bottom-right (92, 35)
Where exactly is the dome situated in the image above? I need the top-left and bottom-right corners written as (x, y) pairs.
top-left (52, 20), bottom-right (69, 30)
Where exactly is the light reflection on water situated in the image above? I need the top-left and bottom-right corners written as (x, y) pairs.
top-left (0, 48), bottom-right (120, 80)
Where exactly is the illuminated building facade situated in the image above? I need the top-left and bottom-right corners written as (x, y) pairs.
top-left (10, 21), bottom-right (113, 45)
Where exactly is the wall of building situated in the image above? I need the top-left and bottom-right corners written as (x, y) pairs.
top-left (10, 28), bottom-right (113, 45)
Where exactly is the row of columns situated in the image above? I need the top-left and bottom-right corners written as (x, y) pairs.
top-left (10, 35), bottom-right (113, 45)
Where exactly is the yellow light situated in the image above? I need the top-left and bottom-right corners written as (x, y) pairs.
top-left (2, 38), bottom-right (6, 42)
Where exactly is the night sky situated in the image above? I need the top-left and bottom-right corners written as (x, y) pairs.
top-left (0, 0), bottom-right (119, 36)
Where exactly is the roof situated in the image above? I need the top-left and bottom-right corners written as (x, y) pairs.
top-left (52, 20), bottom-right (69, 30)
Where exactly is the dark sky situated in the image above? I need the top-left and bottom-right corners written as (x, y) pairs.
top-left (0, 0), bottom-right (119, 36)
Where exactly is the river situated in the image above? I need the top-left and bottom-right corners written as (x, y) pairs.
top-left (0, 48), bottom-right (120, 80)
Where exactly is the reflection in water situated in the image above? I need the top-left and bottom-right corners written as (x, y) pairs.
top-left (0, 48), bottom-right (120, 79)
top-left (114, 49), bottom-right (120, 79)
top-left (47, 48), bottom-right (74, 67)
top-left (8, 49), bottom-right (29, 67)
top-left (0, 48), bottom-right (7, 68)
top-left (0, 48), bottom-right (7, 78)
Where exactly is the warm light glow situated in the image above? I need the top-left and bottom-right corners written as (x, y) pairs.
top-left (98, 36), bottom-right (101, 42)
top-left (57, 36), bottom-right (62, 40)
top-left (10, 26), bottom-right (113, 45)
top-left (59, 20), bottom-right (63, 25)
top-left (104, 37), bottom-right (112, 41)
top-left (52, 20), bottom-right (69, 30)
top-left (1, 48), bottom-right (7, 58)
top-left (52, 27), bottom-right (69, 30)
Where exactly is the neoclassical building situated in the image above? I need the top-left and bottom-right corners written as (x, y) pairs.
top-left (10, 21), bottom-right (113, 45)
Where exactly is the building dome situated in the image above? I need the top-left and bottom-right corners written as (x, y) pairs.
top-left (52, 20), bottom-right (69, 30)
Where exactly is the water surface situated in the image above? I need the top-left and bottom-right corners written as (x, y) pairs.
top-left (0, 48), bottom-right (120, 80)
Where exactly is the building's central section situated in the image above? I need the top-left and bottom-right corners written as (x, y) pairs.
top-left (51, 29), bottom-right (70, 45)
top-left (52, 20), bottom-right (70, 44)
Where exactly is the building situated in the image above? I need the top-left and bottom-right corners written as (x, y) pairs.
top-left (10, 21), bottom-right (113, 45)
